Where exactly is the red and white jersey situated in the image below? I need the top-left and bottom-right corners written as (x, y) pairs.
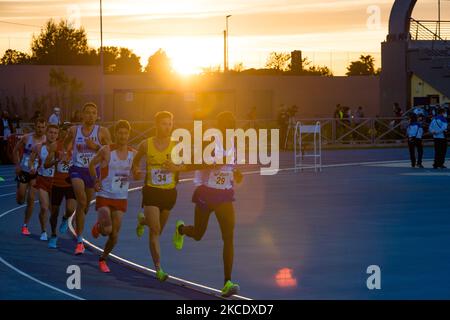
top-left (97, 146), bottom-right (136, 200)
top-left (72, 125), bottom-right (101, 168)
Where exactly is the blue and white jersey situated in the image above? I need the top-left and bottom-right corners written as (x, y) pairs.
top-left (20, 134), bottom-right (43, 172)
top-left (429, 116), bottom-right (448, 139)
top-left (72, 125), bottom-right (101, 168)
top-left (407, 123), bottom-right (423, 139)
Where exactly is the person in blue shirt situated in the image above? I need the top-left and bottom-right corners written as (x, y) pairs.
top-left (429, 108), bottom-right (448, 169)
top-left (406, 113), bottom-right (424, 168)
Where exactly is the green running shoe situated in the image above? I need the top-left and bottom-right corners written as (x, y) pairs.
top-left (156, 268), bottom-right (169, 282)
top-left (172, 220), bottom-right (185, 250)
top-left (136, 212), bottom-right (145, 238)
top-left (221, 280), bottom-right (240, 298)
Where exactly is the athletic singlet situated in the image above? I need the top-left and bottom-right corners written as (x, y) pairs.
top-left (194, 140), bottom-right (235, 190)
top-left (145, 137), bottom-right (177, 190)
top-left (37, 145), bottom-right (54, 177)
top-left (97, 146), bottom-right (135, 200)
top-left (20, 134), bottom-right (44, 173)
top-left (72, 125), bottom-right (101, 168)
top-left (53, 141), bottom-right (73, 187)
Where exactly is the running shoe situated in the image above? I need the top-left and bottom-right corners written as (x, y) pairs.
top-left (21, 225), bottom-right (31, 236)
top-left (156, 268), bottom-right (169, 282)
top-left (99, 260), bottom-right (111, 273)
top-left (48, 236), bottom-right (58, 249)
top-left (136, 212), bottom-right (145, 238)
top-left (40, 231), bottom-right (48, 241)
top-left (59, 218), bottom-right (69, 234)
top-left (74, 242), bottom-right (85, 255)
top-left (172, 220), bottom-right (185, 250)
top-left (221, 281), bottom-right (240, 298)
top-left (91, 221), bottom-right (100, 239)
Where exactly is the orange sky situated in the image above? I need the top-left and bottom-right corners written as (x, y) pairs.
top-left (0, 0), bottom-right (447, 75)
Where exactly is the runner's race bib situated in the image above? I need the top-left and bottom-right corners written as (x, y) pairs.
top-left (150, 169), bottom-right (173, 186)
top-left (207, 170), bottom-right (232, 190)
top-left (77, 152), bottom-right (94, 166)
top-left (57, 161), bottom-right (72, 174)
top-left (111, 174), bottom-right (129, 193)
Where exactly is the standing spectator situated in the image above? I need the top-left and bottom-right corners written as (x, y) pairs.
top-left (429, 108), bottom-right (448, 169)
top-left (11, 114), bottom-right (22, 133)
top-left (48, 107), bottom-right (62, 126)
top-left (406, 114), bottom-right (424, 168)
top-left (277, 104), bottom-right (288, 150)
top-left (354, 106), bottom-right (364, 124)
top-left (0, 111), bottom-right (14, 164)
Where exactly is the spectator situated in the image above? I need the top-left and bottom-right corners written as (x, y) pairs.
top-left (11, 114), bottom-right (22, 131)
top-left (429, 108), bottom-right (448, 169)
top-left (277, 104), bottom-right (289, 149)
top-left (48, 107), bottom-right (62, 126)
top-left (406, 113), bottom-right (424, 168)
top-left (0, 110), bottom-right (14, 164)
top-left (354, 106), bottom-right (364, 124)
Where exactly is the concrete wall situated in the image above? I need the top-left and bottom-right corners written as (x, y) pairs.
top-left (0, 65), bottom-right (380, 122)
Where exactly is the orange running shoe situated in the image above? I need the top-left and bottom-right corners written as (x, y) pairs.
top-left (74, 242), bottom-right (85, 255)
top-left (91, 222), bottom-right (100, 239)
top-left (99, 260), bottom-right (111, 273)
top-left (21, 225), bottom-right (31, 236)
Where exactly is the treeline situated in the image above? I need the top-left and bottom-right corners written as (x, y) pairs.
top-left (1, 19), bottom-right (380, 76)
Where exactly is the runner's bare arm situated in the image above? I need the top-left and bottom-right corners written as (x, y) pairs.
top-left (28, 145), bottom-right (39, 175)
top-left (44, 143), bottom-right (57, 169)
top-left (88, 146), bottom-right (107, 180)
top-left (13, 135), bottom-right (26, 170)
top-left (64, 126), bottom-right (75, 151)
top-left (100, 127), bottom-right (112, 146)
top-left (131, 140), bottom-right (146, 176)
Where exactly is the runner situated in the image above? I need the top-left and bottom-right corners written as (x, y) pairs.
top-left (171, 111), bottom-right (243, 297)
top-left (13, 117), bottom-right (47, 235)
top-left (29, 124), bottom-right (59, 241)
top-left (45, 123), bottom-right (76, 248)
top-left (64, 102), bottom-right (112, 255)
top-left (88, 120), bottom-right (139, 273)
top-left (131, 111), bottom-right (178, 282)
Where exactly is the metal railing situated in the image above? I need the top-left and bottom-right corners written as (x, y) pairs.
top-left (410, 18), bottom-right (450, 41)
top-left (284, 117), bottom-right (425, 147)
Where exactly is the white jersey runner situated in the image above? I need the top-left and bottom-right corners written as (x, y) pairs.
top-left (97, 147), bottom-right (135, 200)
top-left (72, 125), bottom-right (101, 168)
top-left (194, 139), bottom-right (235, 190)
top-left (37, 145), bottom-right (54, 177)
top-left (20, 134), bottom-right (43, 173)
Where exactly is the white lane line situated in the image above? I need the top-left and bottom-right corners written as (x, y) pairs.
top-left (0, 205), bottom-right (85, 300)
top-left (0, 183), bottom-right (17, 188)
top-left (0, 157), bottom-right (427, 301)
top-left (69, 203), bottom-right (251, 301)
top-left (0, 192), bottom-right (16, 198)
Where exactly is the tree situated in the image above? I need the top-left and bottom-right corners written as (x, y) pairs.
top-left (346, 55), bottom-right (377, 76)
top-left (144, 49), bottom-right (172, 75)
top-left (232, 62), bottom-right (245, 73)
top-left (301, 58), bottom-right (333, 76)
top-left (31, 19), bottom-right (95, 65)
top-left (49, 68), bottom-right (83, 117)
top-left (102, 46), bottom-right (142, 74)
top-left (1, 49), bottom-right (32, 65)
top-left (265, 52), bottom-right (291, 72)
